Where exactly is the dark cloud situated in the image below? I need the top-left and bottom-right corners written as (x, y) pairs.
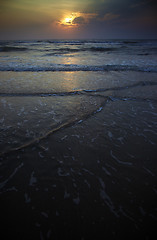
top-left (76, 0), bottom-right (157, 38)
top-left (88, 0), bottom-right (157, 18)
top-left (72, 16), bottom-right (85, 25)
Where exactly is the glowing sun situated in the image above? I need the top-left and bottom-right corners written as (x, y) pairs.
top-left (65, 17), bottom-right (72, 24)
top-left (60, 13), bottom-right (76, 26)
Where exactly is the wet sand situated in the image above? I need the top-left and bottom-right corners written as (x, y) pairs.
top-left (0, 71), bottom-right (157, 240)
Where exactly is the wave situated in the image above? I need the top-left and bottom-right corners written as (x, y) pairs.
top-left (43, 46), bottom-right (118, 56)
top-left (0, 46), bottom-right (29, 52)
top-left (88, 47), bottom-right (117, 52)
top-left (0, 45), bottom-right (118, 54)
top-left (44, 48), bottom-right (80, 55)
top-left (1, 41), bottom-right (157, 55)
top-left (43, 46), bottom-right (157, 56)
top-left (0, 64), bottom-right (156, 72)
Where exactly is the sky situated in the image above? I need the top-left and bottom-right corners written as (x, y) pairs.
top-left (0, 0), bottom-right (157, 40)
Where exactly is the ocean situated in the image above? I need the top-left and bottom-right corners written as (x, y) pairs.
top-left (0, 39), bottom-right (157, 239)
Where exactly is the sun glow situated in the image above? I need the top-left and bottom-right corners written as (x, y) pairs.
top-left (65, 17), bottom-right (72, 24)
top-left (57, 12), bottom-right (98, 30)
top-left (61, 14), bottom-right (76, 26)
top-left (59, 13), bottom-right (79, 27)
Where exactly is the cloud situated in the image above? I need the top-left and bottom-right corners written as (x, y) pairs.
top-left (101, 12), bottom-right (120, 21)
top-left (72, 16), bottom-right (85, 25)
top-left (1, 0), bottom-right (157, 39)
top-left (72, 13), bottom-right (97, 25)
top-left (57, 12), bottom-right (98, 28)
top-left (131, 0), bottom-right (156, 9)
top-left (81, 12), bottom-right (98, 24)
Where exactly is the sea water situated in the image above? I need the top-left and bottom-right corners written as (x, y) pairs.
top-left (0, 39), bottom-right (157, 153)
top-left (0, 39), bottom-right (157, 239)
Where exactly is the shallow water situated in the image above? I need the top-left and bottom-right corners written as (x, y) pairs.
top-left (0, 70), bottom-right (157, 154)
top-left (0, 39), bottom-right (157, 239)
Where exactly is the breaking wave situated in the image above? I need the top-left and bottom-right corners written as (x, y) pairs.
top-left (0, 64), bottom-right (156, 72)
top-left (0, 44), bottom-right (119, 54)
top-left (49, 46), bottom-right (118, 53)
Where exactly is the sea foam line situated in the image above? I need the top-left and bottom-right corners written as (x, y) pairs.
top-left (0, 99), bottom-right (107, 156)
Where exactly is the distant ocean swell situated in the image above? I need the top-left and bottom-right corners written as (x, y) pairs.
top-left (0, 46), bottom-right (118, 52)
top-left (0, 64), bottom-right (156, 72)
top-left (0, 46), bottom-right (28, 52)
top-left (1, 45), bottom-right (157, 54)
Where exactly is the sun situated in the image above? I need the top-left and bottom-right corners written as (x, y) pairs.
top-left (58, 12), bottom-right (86, 28)
top-left (65, 17), bottom-right (72, 24)
top-left (60, 13), bottom-right (76, 27)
